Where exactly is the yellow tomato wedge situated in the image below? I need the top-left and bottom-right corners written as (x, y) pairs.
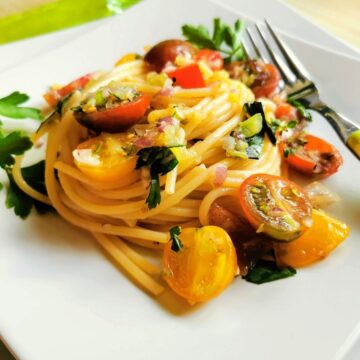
top-left (73, 133), bottom-right (137, 183)
top-left (162, 226), bottom-right (237, 304)
top-left (274, 209), bottom-right (350, 268)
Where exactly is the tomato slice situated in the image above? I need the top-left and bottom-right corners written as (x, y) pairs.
top-left (252, 64), bottom-right (280, 98)
top-left (280, 134), bottom-right (343, 177)
top-left (44, 74), bottom-right (92, 107)
top-left (74, 93), bottom-right (150, 133)
top-left (274, 209), bottom-right (349, 267)
top-left (275, 103), bottom-right (296, 120)
top-left (168, 63), bottom-right (206, 89)
top-left (196, 49), bottom-right (224, 71)
top-left (73, 133), bottom-right (137, 182)
top-left (162, 226), bottom-right (237, 304)
top-left (239, 174), bottom-right (312, 241)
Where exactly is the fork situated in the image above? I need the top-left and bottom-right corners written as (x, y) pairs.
top-left (243, 20), bottom-right (360, 160)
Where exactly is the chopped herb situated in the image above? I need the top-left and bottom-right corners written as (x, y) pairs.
top-left (287, 120), bottom-right (298, 129)
top-left (0, 91), bottom-right (43, 121)
top-left (182, 18), bottom-right (246, 63)
top-left (136, 146), bottom-right (178, 209)
top-left (170, 226), bottom-right (183, 252)
top-left (244, 260), bottom-right (296, 284)
top-left (287, 98), bottom-right (312, 122)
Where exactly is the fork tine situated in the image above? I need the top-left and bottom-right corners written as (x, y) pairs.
top-left (254, 24), bottom-right (296, 85)
top-left (264, 20), bottom-right (310, 81)
top-left (245, 28), bottom-right (270, 63)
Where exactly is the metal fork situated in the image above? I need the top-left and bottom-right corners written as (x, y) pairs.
top-left (243, 21), bottom-right (360, 160)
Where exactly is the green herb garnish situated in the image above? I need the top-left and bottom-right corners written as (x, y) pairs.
top-left (287, 98), bottom-right (312, 122)
top-left (0, 91), bottom-right (43, 120)
top-left (169, 225), bottom-right (183, 252)
top-left (5, 161), bottom-right (52, 219)
top-left (244, 260), bottom-right (296, 284)
top-left (0, 131), bottom-right (33, 169)
top-left (182, 18), bottom-right (246, 63)
top-left (136, 146), bottom-right (178, 209)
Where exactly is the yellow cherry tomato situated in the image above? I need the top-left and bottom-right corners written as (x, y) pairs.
top-left (73, 133), bottom-right (137, 183)
top-left (274, 209), bottom-right (350, 268)
top-left (115, 53), bottom-right (140, 67)
top-left (162, 226), bottom-right (237, 304)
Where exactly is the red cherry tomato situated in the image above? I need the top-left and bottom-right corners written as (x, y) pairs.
top-left (280, 134), bottom-right (343, 177)
top-left (275, 103), bottom-right (297, 120)
top-left (168, 63), bottom-right (206, 89)
top-left (44, 74), bottom-right (92, 107)
top-left (239, 174), bottom-right (313, 241)
top-left (196, 49), bottom-right (224, 71)
top-left (252, 64), bottom-right (280, 98)
top-left (74, 93), bottom-right (150, 133)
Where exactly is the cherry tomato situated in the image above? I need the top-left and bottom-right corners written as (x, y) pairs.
top-left (43, 74), bottom-right (92, 107)
top-left (73, 133), bottom-right (137, 183)
top-left (168, 63), bottom-right (206, 89)
top-left (144, 39), bottom-right (197, 72)
top-left (274, 209), bottom-right (349, 267)
top-left (74, 93), bottom-right (150, 133)
top-left (239, 174), bottom-right (312, 241)
top-left (280, 134), bottom-right (343, 177)
top-left (275, 103), bottom-right (297, 120)
top-left (162, 226), bottom-right (237, 304)
top-left (225, 60), bottom-right (280, 98)
top-left (252, 64), bottom-right (280, 98)
top-left (196, 49), bottom-right (224, 71)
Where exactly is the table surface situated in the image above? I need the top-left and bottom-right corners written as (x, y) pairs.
top-left (0, 1), bottom-right (359, 359)
top-left (1, 0), bottom-right (359, 49)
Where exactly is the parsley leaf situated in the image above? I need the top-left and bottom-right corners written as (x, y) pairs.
top-left (182, 18), bottom-right (246, 63)
top-left (287, 98), bottom-right (312, 122)
top-left (0, 91), bottom-right (43, 121)
top-left (244, 260), bottom-right (296, 284)
top-left (0, 131), bottom-right (33, 168)
top-left (5, 161), bottom-right (52, 219)
top-left (170, 226), bottom-right (183, 252)
top-left (136, 147), bottom-right (179, 209)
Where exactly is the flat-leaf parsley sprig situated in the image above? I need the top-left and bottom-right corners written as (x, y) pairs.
top-left (182, 18), bottom-right (246, 63)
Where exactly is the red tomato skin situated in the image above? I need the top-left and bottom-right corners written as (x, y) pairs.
top-left (44, 74), bottom-right (92, 106)
top-left (196, 49), bottom-right (224, 70)
top-left (281, 134), bottom-right (343, 177)
top-left (168, 64), bottom-right (206, 89)
top-left (252, 64), bottom-right (280, 98)
top-left (75, 94), bottom-right (150, 133)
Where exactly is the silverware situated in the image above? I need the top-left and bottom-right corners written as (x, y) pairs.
top-left (243, 20), bottom-right (360, 160)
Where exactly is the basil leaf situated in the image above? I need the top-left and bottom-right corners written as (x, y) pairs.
top-left (244, 260), bottom-right (296, 284)
top-left (170, 225), bottom-right (183, 252)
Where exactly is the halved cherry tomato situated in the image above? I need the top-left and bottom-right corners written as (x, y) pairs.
top-left (168, 63), bottom-right (206, 89)
top-left (275, 103), bottom-right (297, 120)
top-left (280, 134), bottom-right (343, 177)
top-left (225, 60), bottom-right (280, 98)
top-left (74, 93), bottom-right (150, 133)
top-left (239, 174), bottom-right (312, 241)
top-left (196, 49), bottom-right (224, 71)
top-left (73, 133), bottom-right (137, 182)
top-left (162, 226), bottom-right (237, 304)
top-left (144, 39), bottom-right (197, 72)
top-left (252, 64), bottom-right (280, 98)
top-left (274, 209), bottom-right (349, 267)
top-left (43, 74), bottom-right (92, 107)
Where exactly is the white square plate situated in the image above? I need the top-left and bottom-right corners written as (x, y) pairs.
top-left (0, 0), bottom-right (360, 359)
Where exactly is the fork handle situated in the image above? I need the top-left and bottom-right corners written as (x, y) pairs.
top-left (312, 103), bottom-right (360, 160)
